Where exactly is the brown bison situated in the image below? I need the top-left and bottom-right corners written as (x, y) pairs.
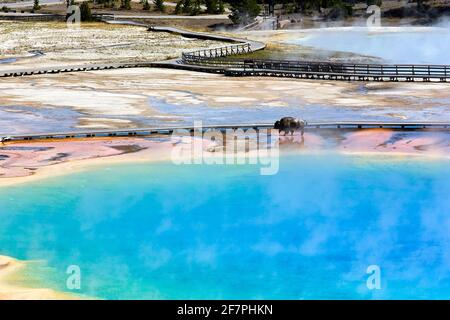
top-left (274, 117), bottom-right (307, 136)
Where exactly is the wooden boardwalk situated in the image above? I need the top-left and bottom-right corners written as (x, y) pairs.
top-left (0, 61), bottom-right (156, 78)
top-left (3, 122), bottom-right (449, 142)
top-left (224, 68), bottom-right (450, 82)
top-left (182, 55), bottom-right (450, 82)
top-left (0, 21), bottom-right (448, 82)
top-left (0, 24), bottom-right (265, 78)
top-left (222, 61), bottom-right (450, 82)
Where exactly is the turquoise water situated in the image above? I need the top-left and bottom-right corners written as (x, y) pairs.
top-left (1, 154), bottom-right (450, 299)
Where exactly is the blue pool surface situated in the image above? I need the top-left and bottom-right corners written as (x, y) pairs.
top-left (0, 153), bottom-right (450, 299)
top-left (289, 27), bottom-right (450, 64)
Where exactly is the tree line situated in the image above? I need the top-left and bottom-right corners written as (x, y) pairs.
top-left (27, 0), bottom-right (429, 24)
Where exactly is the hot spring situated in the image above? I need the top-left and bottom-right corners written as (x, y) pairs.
top-left (288, 26), bottom-right (450, 64)
top-left (0, 153), bottom-right (449, 299)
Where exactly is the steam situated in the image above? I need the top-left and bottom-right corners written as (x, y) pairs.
top-left (237, 7), bottom-right (450, 64)
top-left (289, 25), bottom-right (450, 64)
top-left (433, 16), bottom-right (450, 29)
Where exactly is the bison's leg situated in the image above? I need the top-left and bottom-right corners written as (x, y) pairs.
top-left (301, 127), bottom-right (304, 136)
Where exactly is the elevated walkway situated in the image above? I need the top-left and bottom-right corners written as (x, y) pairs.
top-left (3, 122), bottom-right (449, 142)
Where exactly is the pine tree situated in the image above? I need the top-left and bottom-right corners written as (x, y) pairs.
top-left (80, 1), bottom-right (93, 21)
top-left (191, 0), bottom-right (201, 15)
top-left (154, 0), bottom-right (165, 12)
top-left (174, 1), bottom-right (182, 14)
top-left (182, 0), bottom-right (192, 14)
top-left (217, 0), bottom-right (224, 14)
top-left (143, 0), bottom-right (150, 10)
top-left (228, 0), bottom-right (260, 25)
top-left (205, 0), bottom-right (217, 14)
top-left (416, 0), bottom-right (425, 11)
top-left (33, 0), bottom-right (41, 10)
top-left (120, 0), bottom-right (131, 10)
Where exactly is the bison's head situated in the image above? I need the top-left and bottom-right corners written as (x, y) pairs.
top-left (299, 119), bottom-right (307, 127)
top-left (274, 120), bottom-right (281, 129)
top-left (294, 119), bottom-right (306, 127)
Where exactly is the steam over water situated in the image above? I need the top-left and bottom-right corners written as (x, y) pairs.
top-left (1, 154), bottom-right (450, 299)
top-left (289, 27), bottom-right (450, 64)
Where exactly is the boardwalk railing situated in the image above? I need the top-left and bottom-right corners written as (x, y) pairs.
top-left (241, 60), bottom-right (450, 78)
top-left (0, 62), bottom-right (154, 78)
top-left (182, 43), bottom-right (252, 61)
top-left (181, 54), bottom-right (450, 81)
top-left (3, 122), bottom-right (450, 142)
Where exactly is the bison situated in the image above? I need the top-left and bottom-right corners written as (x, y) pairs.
top-left (274, 117), bottom-right (307, 136)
